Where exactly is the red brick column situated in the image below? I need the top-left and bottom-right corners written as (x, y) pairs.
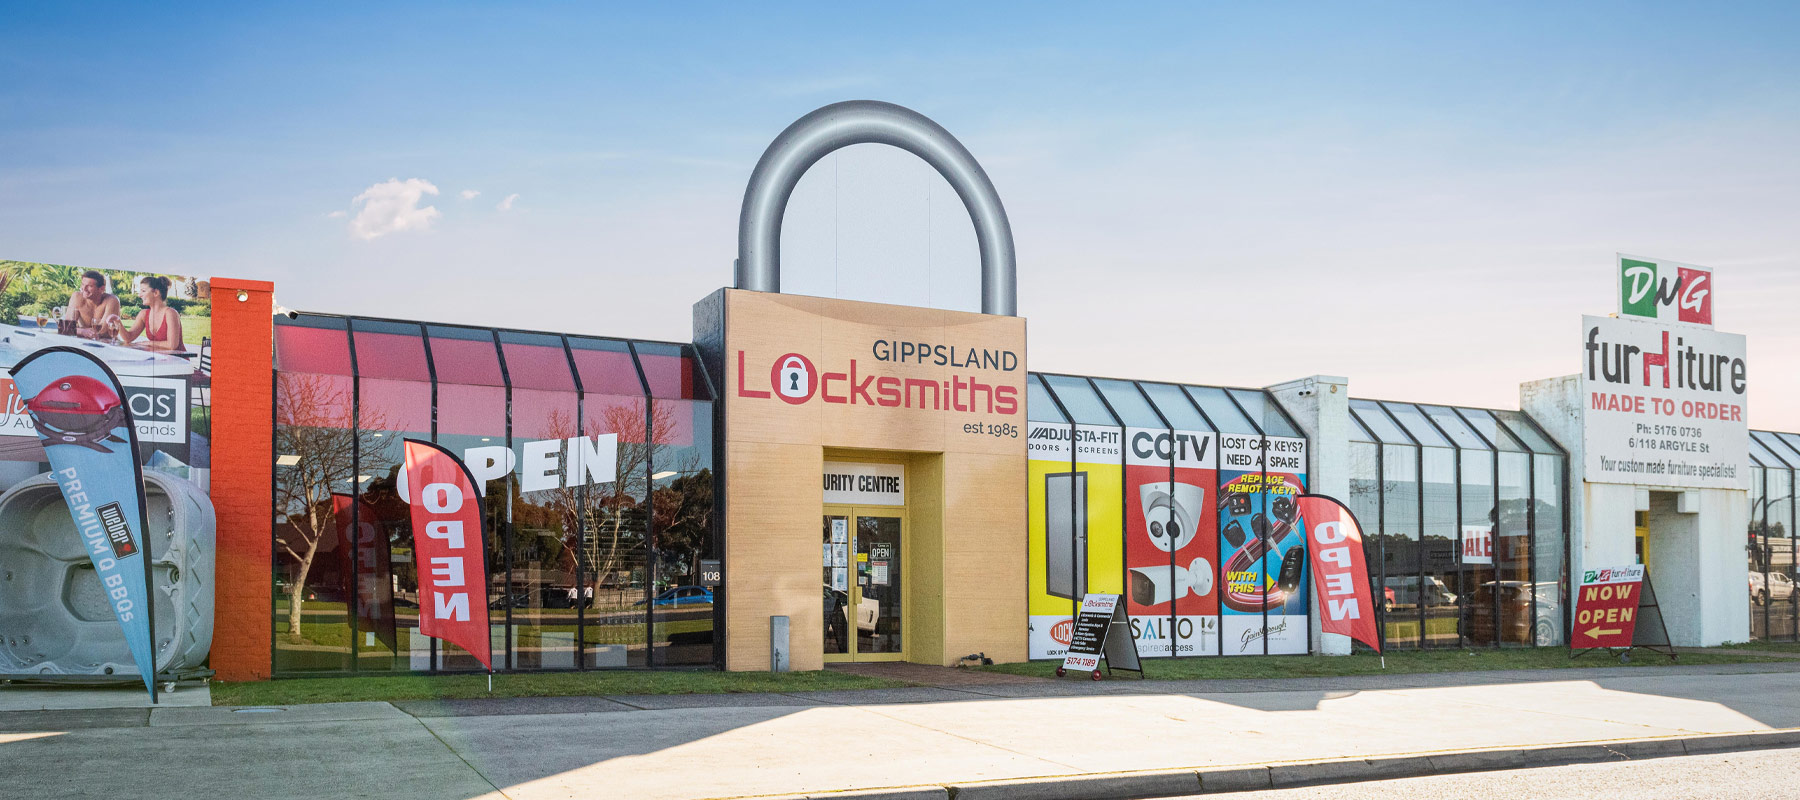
top-left (207, 278), bottom-right (274, 681)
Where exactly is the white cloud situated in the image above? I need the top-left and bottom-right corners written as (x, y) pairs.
top-left (459, 189), bottom-right (480, 200)
top-left (348, 178), bottom-right (441, 240)
top-left (497, 193), bottom-right (520, 212)
top-left (325, 210), bottom-right (346, 219)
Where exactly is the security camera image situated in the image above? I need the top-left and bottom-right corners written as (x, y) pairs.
top-left (1138, 481), bottom-right (1203, 554)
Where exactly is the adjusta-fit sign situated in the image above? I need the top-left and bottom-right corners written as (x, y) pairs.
top-left (723, 291), bottom-right (1026, 454)
top-left (1583, 255), bottom-right (1747, 490)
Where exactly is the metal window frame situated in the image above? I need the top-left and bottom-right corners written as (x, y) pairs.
top-left (1346, 408), bottom-right (1387, 653)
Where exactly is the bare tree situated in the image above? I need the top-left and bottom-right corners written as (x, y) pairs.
top-left (273, 373), bottom-right (393, 643)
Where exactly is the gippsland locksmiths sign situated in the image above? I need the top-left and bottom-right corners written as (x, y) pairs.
top-left (1582, 256), bottom-right (1747, 489)
top-left (719, 290), bottom-right (1027, 455)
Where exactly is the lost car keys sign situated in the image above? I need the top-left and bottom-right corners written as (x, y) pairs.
top-left (1572, 564), bottom-right (1645, 649)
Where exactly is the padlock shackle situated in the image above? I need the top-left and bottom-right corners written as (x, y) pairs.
top-left (736, 100), bottom-right (1017, 316)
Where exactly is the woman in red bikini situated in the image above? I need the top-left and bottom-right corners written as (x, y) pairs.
top-left (112, 275), bottom-right (185, 352)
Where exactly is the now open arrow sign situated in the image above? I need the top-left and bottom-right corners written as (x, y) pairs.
top-left (1573, 564), bottom-right (1646, 649)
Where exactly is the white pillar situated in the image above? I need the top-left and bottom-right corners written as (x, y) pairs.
top-left (1268, 375), bottom-right (1351, 655)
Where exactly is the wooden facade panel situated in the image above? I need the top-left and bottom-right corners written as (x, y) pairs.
top-left (723, 440), bottom-right (825, 671)
top-left (715, 290), bottom-right (1028, 669)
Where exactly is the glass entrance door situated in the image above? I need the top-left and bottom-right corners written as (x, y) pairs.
top-left (822, 506), bottom-right (904, 661)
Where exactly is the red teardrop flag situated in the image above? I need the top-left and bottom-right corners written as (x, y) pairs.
top-left (1298, 494), bottom-right (1381, 654)
top-left (403, 439), bottom-right (494, 670)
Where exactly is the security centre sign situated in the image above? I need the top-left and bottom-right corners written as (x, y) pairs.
top-left (1581, 254), bottom-right (1747, 489)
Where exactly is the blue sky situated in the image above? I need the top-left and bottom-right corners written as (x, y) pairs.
top-left (4, 2), bottom-right (1798, 427)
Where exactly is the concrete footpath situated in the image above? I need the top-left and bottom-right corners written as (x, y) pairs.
top-left (8, 663), bottom-right (1800, 800)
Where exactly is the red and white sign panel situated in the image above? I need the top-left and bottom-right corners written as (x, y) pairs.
top-left (403, 439), bottom-right (494, 670)
top-left (1461, 525), bottom-right (1493, 566)
top-left (1298, 495), bottom-right (1380, 653)
top-left (1581, 315), bottom-right (1748, 490)
top-left (1572, 564), bottom-right (1645, 650)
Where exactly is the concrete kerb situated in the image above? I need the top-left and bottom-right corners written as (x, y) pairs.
top-left (948, 769), bottom-right (1200, 800)
top-left (731, 729), bottom-right (1800, 800)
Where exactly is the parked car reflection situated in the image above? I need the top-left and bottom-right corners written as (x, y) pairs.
top-left (1467, 581), bottom-right (1562, 646)
top-left (635, 586), bottom-right (714, 607)
top-left (1750, 572), bottom-right (1796, 605)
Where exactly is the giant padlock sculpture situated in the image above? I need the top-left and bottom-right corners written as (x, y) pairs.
top-left (735, 100), bottom-right (1017, 316)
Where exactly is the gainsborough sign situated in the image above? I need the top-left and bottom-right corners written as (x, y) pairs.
top-left (1581, 255), bottom-right (1748, 489)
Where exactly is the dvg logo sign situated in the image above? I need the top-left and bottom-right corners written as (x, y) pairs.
top-left (772, 353), bottom-right (817, 404)
top-left (1620, 255), bottom-right (1713, 326)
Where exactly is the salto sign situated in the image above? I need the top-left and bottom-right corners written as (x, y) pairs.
top-left (1619, 253), bottom-right (1713, 327)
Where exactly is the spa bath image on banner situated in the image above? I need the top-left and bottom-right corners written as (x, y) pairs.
top-left (0, 260), bottom-right (217, 683)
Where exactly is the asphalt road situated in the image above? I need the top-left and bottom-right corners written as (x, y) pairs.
top-left (1172, 747), bottom-right (1800, 799)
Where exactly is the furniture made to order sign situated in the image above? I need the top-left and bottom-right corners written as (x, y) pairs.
top-left (1580, 254), bottom-right (1748, 490)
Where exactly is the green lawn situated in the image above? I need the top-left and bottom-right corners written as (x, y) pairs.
top-left (212, 669), bottom-right (911, 706)
top-left (1711, 639), bottom-right (1800, 653)
top-left (978, 646), bottom-right (1794, 680)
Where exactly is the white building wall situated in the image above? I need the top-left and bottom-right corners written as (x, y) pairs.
top-left (1268, 375), bottom-right (1352, 655)
top-left (1524, 374), bottom-right (1749, 647)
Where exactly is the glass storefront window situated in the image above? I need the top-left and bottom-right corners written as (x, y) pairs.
top-left (1767, 468), bottom-right (1795, 639)
top-left (577, 389), bottom-right (649, 668)
top-left (635, 341), bottom-right (708, 400)
top-left (427, 325), bottom-right (505, 386)
top-left (1532, 454), bottom-right (1566, 645)
top-left (273, 316), bottom-right (357, 673)
top-left (1140, 383), bottom-right (1210, 431)
top-left (1041, 374), bottom-right (1117, 424)
top-left (1027, 374), bottom-right (1067, 422)
top-left (1228, 388), bottom-right (1300, 437)
top-left (503, 332), bottom-right (582, 670)
top-left (274, 315), bottom-right (353, 376)
top-left (1348, 441), bottom-right (1382, 649)
top-left (1351, 399), bottom-right (1410, 444)
top-left (351, 319), bottom-right (430, 382)
top-left (1748, 462), bottom-right (1768, 640)
top-left (1381, 443), bottom-right (1422, 649)
top-left (1458, 450), bottom-right (1496, 644)
top-left (649, 395), bottom-right (715, 665)
top-left (569, 337), bottom-right (645, 396)
top-left (501, 332), bottom-right (577, 391)
top-left (1420, 446), bottom-right (1460, 648)
top-left (1093, 378), bottom-right (1162, 427)
top-left (1384, 403), bottom-right (1451, 449)
top-left (1185, 386), bottom-right (1256, 434)
top-left (1494, 451), bottom-right (1532, 645)
top-left (345, 319), bottom-right (430, 672)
